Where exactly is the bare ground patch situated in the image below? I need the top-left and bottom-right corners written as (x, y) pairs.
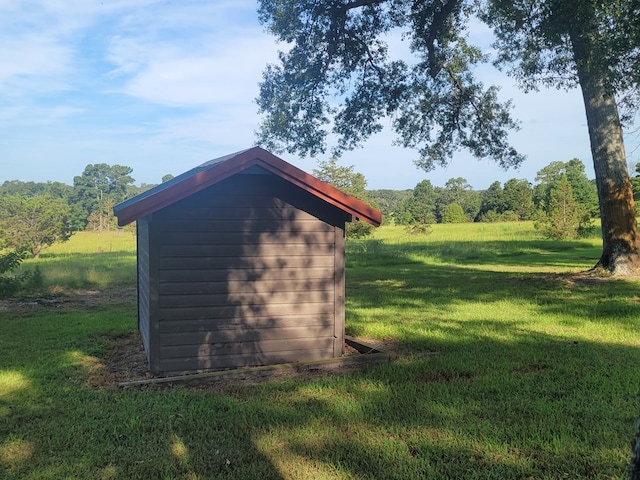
top-left (78, 331), bottom-right (396, 392)
top-left (0, 288), bottom-right (136, 318)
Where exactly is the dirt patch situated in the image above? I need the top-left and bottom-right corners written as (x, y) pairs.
top-left (0, 288), bottom-right (136, 318)
top-left (79, 332), bottom-right (393, 391)
top-left (74, 332), bottom-right (153, 389)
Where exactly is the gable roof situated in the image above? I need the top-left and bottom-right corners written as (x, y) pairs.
top-left (114, 146), bottom-right (382, 227)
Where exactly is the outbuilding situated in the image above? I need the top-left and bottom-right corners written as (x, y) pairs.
top-left (114, 147), bottom-right (382, 374)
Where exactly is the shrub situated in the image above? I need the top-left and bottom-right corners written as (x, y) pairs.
top-left (347, 220), bottom-right (375, 239)
top-left (0, 251), bottom-right (32, 297)
top-left (479, 210), bottom-right (501, 222)
top-left (442, 203), bottom-right (467, 223)
top-left (500, 210), bottom-right (520, 222)
top-left (405, 221), bottom-right (433, 235)
top-left (535, 175), bottom-right (585, 240)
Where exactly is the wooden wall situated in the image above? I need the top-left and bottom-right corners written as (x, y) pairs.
top-left (136, 216), bottom-right (152, 364)
top-left (141, 173), bottom-right (349, 373)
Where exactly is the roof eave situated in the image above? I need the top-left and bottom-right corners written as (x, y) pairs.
top-left (114, 147), bottom-right (382, 227)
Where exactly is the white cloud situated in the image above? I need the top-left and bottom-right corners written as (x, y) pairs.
top-left (116, 33), bottom-right (278, 107)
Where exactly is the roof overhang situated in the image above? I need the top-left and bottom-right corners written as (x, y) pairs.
top-left (114, 146), bottom-right (382, 227)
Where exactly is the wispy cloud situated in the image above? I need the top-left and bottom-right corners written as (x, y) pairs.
top-left (0, 0), bottom-right (282, 184)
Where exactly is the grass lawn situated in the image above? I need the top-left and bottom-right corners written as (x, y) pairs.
top-left (1, 223), bottom-right (639, 479)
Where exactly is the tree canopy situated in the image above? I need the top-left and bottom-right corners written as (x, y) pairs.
top-left (256, 0), bottom-right (640, 274)
top-left (73, 164), bottom-right (136, 230)
top-left (257, 0), bottom-right (524, 171)
top-left (0, 195), bottom-right (73, 258)
top-left (312, 157), bottom-right (376, 238)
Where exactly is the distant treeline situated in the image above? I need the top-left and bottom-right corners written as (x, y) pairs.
top-left (0, 164), bottom-right (172, 233)
top-left (369, 158), bottom-right (640, 227)
top-left (2, 158), bottom-right (640, 235)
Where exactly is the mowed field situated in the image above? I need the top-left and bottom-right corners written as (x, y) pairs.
top-left (1, 223), bottom-right (640, 479)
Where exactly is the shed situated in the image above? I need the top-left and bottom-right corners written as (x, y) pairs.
top-left (114, 147), bottom-right (382, 374)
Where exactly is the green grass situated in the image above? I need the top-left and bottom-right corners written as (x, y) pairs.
top-left (19, 231), bottom-right (137, 292)
top-left (2, 223), bottom-right (639, 479)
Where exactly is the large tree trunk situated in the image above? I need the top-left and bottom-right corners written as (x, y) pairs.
top-left (571, 31), bottom-right (640, 275)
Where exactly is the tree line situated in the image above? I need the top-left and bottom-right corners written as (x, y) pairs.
top-left (369, 158), bottom-right (603, 240)
top-left (4, 157), bottom-right (640, 259)
top-left (0, 164), bottom-right (169, 259)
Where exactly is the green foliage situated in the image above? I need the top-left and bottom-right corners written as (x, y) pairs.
top-left (477, 208), bottom-right (521, 223)
top-left (367, 189), bottom-right (412, 225)
top-left (256, 0), bottom-right (524, 170)
top-left (535, 175), bottom-right (584, 240)
top-left (0, 250), bottom-right (27, 297)
top-left (256, 0), bottom-right (640, 273)
top-left (404, 221), bottom-right (433, 236)
top-left (0, 194), bottom-right (73, 258)
top-left (503, 178), bottom-right (535, 220)
top-left (500, 210), bottom-right (521, 222)
top-left (313, 157), bottom-right (376, 238)
top-left (437, 177), bottom-right (479, 221)
top-left (0, 180), bottom-right (73, 199)
top-left (442, 202), bottom-right (467, 223)
top-left (629, 162), bottom-right (640, 215)
top-left (477, 181), bottom-right (505, 220)
top-left (0, 251), bottom-right (42, 297)
top-left (73, 163), bottom-right (136, 230)
top-left (478, 209), bottom-right (501, 222)
top-left (403, 179), bottom-right (438, 226)
top-left (534, 159), bottom-right (599, 218)
top-left (483, 1), bottom-right (640, 119)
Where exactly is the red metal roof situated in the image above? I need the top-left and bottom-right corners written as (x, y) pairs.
top-left (114, 146), bottom-right (382, 227)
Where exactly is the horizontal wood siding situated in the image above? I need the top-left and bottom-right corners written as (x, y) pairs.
top-left (136, 218), bottom-right (151, 363)
top-left (152, 174), bottom-right (343, 373)
top-left (160, 348), bottom-right (332, 373)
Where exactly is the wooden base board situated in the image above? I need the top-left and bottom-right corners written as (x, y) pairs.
top-left (118, 337), bottom-right (393, 388)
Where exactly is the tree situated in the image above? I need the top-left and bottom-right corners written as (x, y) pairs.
top-left (502, 178), bottom-right (535, 220)
top-left (477, 181), bottom-right (505, 220)
top-left (73, 164), bottom-right (135, 230)
top-left (0, 250), bottom-right (29, 297)
top-left (437, 177), bottom-right (478, 221)
top-left (367, 189), bottom-right (412, 224)
top-left (405, 180), bottom-right (438, 225)
top-left (535, 175), bottom-right (584, 240)
top-left (533, 159), bottom-right (599, 218)
top-left (312, 157), bottom-right (376, 238)
top-left (442, 203), bottom-right (466, 223)
top-left (0, 195), bottom-right (73, 258)
top-left (628, 162), bottom-right (640, 214)
top-left (0, 180), bottom-right (72, 199)
top-left (256, 0), bottom-right (640, 274)
top-left (484, 0), bottom-right (640, 273)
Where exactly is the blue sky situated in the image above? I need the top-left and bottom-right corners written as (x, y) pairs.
top-left (1, 1), bottom-right (638, 191)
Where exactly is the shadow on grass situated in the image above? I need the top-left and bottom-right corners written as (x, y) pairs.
top-left (247, 327), bottom-right (639, 479)
top-left (2, 327), bottom-right (637, 479)
top-left (345, 238), bottom-right (638, 344)
top-left (2, 236), bottom-right (638, 479)
top-left (347, 237), bottom-right (601, 269)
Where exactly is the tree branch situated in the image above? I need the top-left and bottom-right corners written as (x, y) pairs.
top-left (424, 0), bottom-right (460, 78)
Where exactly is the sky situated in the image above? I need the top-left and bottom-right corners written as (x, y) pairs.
top-left (1, 0), bottom-right (638, 192)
